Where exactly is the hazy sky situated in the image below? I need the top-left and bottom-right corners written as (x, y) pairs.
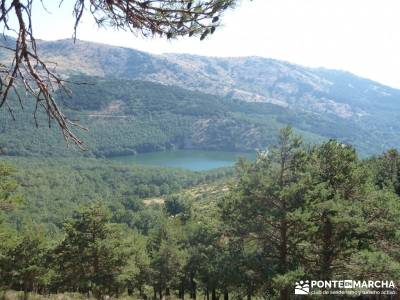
top-left (29, 0), bottom-right (400, 88)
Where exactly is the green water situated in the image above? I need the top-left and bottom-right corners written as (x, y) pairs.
top-left (110, 150), bottom-right (255, 171)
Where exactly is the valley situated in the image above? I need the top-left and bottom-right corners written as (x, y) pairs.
top-left (1, 38), bottom-right (400, 300)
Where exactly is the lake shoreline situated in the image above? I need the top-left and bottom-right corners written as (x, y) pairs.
top-left (109, 150), bottom-right (256, 171)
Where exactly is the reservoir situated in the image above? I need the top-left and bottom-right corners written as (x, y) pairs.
top-left (110, 150), bottom-right (255, 171)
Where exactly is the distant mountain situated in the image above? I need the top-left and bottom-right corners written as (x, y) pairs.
top-left (0, 38), bottom-right (399, 156)
top-left (31, 39), bottom-right (400, 118)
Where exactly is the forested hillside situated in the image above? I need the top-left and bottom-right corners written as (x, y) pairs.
top-left (1, 128), bottom-right (399, 299)
top-left (1, 37), bottom-right (400, 155)
top-left (2, 157), bottom-right (232, 232)
top-left (0, 76), bottom-right (291, 156)
top-left (0, 74), bottom-right (395, 157)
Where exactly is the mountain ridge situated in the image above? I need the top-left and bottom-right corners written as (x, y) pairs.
top-left (41, 37), bottom-right (400, 90)
top-left (26, 38), bottom-right (400, 120)
top-left (2, 37), bottom-right (398, 117)
top-left (1, 37), bottom-right (400, 156)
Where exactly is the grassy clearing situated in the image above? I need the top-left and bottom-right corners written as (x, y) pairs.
top-left (0, 291), bottom-right (91, 300)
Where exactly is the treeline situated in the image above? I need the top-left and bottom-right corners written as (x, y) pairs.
top-left (1, 128), bottom-right (400, 299)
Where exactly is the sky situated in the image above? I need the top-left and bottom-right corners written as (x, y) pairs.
top-left (26, 0), bottom-right (400, 88)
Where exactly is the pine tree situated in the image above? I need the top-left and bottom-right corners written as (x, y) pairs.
top-left (221, 126), bottom-right (308, 299)
top-left (148, 220), bottom-right (188, 299)
top-left (0, 226), bottom-right (49, 299)
top-left (54, 203), bottom-right (131, 299)
top-left (0, 163), bottom-right (22, 212)
top-left (299, 141), bottom-right (367, 279)
top-left (369, 149), bottom-right (400, 195)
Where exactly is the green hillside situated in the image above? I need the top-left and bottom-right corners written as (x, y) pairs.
top-left (1, 156), bottom-right (231, 232)
top-left (0, 74), bottom-right (391, 157)
top-left (1, 38), bottom-right (400, 156)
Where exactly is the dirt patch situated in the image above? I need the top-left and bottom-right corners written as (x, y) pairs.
top-left (143, 198), bottom-right (165, 206)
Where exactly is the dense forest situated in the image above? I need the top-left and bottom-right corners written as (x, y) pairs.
top-left (0, 157), bottom-right (232, 233)
top-left (0, 75), bottom-right (391, 158)
top-left (1, 127), bottom-right (399, 299)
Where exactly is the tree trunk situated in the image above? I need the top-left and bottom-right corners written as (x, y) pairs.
top-left (211, 289), bottom-right (217, 300)
top-left (190, 277), bottom-right (197, 300)
top-left (321, 213), bottom-right (333, 279)
top-left (278, 145), bottom-right (289, 300)
top-left (223, 291), bottom-right (228, 300)
top-left (279, 211), bottom-right (289, 300)
top-left (23, 281), bottom-right (29, 300)
top-left (179, 284), bottom-right (185, 300)
top-left (247, 285), bottom-right (252, 300)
